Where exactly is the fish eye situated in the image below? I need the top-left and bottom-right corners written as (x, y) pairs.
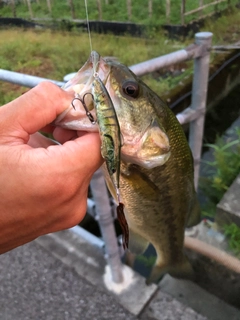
top-left (122, 80), bottom-right (139, 98)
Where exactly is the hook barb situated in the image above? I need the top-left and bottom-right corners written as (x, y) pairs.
top-left (71, 94), bottom-right (96, 124)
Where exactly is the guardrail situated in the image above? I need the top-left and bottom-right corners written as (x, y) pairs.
top-left (0, 32), bottom-right (212, 285)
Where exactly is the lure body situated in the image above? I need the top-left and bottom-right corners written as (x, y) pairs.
top-left (92, 75), bottom-right (121, 194)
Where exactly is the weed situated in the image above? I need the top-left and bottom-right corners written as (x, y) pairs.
top-left (1, 2), bottom-right (240, 104)
top-left (224, 223), bottom-right (240, 257)
top-left (135, 254), bottom-right (156, 268)
top-left (200, 129), bottom-right (240, 210)
top-left (0, 28), bottom-right (192, 105)
top-left (1, 0), bottom-right (239, 25)
top-left (200, 129), bottom-right (240, 255)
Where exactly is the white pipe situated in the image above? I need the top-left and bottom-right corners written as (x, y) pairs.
top-left (70, 225), bottom-right (104, 249)
top-left (90, 168), bottom-right (124, 284)
top-left (184, 236), bottom-right (240, 274)
top-left (0, 69), bottom-right (64, 88)
top-left (130, 49), bottom-right (191, 77)
top-left (189, 32), bottom-right (213, 190)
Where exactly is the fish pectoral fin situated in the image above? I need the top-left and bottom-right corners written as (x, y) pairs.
top-left (128, 228), bottom-right (149, 255)
top-left (146, 254), bottom-right (194, 285)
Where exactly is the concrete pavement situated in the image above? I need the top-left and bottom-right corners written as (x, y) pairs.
top-left (0, 229), bottom-right (208, 320)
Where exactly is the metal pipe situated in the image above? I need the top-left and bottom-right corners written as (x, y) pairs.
top-left (130, 49), bottom-right (192, 77)
top-left (87, 198), bottom-right (96, 217)
top-left (0, 69), bottom-right (64, 88)
top-left (184, 236), bottom-right (240, 274)
top-left (0, 42), bottom-right (204, 87)
top-left (70, 225), bottom-right (104, 249)
top-left (90, 168), bottom-right (124, 283)
top-left (63, 45), bottom-right (202, 80)
top-left (176, 105), bottom-right (205, 125)
top-left (189, 32), bottom-right (213, 190)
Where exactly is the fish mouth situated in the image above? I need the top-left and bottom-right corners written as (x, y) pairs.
top-left (122, 152), bottom-right (171, 169)
top-left (63, 51), bottom-right (102, 93)
top-left (54, 51), bottom-right (110, 131)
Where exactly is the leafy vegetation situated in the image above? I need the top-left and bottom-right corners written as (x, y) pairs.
top-left (0, 27), bottom-right (193, 105)
top-left (200, 128), bottom-right (240, 217)
top-left (0, 0), bottom-right (240, 104)
top-left (135, 254), bottom-right (156, 268)
top-left (224, 223), bottom-right (240, 257)
top-left (200, 129), bottom-right (240, 256)
top-left (1, 3), bottom-right (240, 105)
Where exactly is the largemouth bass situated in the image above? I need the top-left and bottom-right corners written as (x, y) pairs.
top-left (55, 51), bottom-right (200, 283)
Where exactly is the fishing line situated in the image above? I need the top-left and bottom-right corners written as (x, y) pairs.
top-left (84, 0), bottom-right (93, 53)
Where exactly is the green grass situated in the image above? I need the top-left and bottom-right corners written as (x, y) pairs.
top-left (224, 223), bottom-right (240, 257)
top-left (1, 4), bottom-right (240, 105)
top-left (200, 128), bottom-right (240, 217)
top-left (0, 1), bottom-right (240, 106)
top-left (0, 2), bottom-right (240, 102)
top-left (199, 129), bottom-right (240, 256)
top-left (0, 27), bottom-right (192, 105)
top-left (135, 254), bottom-right (156, 268)
top-left (1, 0), bottom-right (239, 25)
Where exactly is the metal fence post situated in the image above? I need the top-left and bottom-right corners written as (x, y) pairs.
top-left (189, 32), bottom-right (213, 190)
top-left (181, 0), bottom-right (185, 25)
top-left (166, 0), bottom-right (171, 23)
top-left (90, 168), bottom-right (124, 283)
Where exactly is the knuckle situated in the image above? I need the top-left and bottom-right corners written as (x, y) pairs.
top-left (37, 81), bottom-right (57, 92)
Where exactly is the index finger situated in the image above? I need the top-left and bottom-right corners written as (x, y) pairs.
top-left (0, 82), bottom-right (74, 142)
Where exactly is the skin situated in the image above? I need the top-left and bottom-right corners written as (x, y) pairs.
top-left (0, 81), bottom-right (102, 254)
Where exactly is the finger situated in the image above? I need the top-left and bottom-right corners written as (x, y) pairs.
top-left (46, 132), bottom-right (103, 176)
top-left (0, 82), bottom-right (74, 140)
top-left (53, 127), bottom-right (78, 144)
top-left (40, 124), bottom-right (55, 133)
top-left (28, 132), bottom-right (59, 148)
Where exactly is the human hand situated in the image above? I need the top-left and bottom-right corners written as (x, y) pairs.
top-left (0, 82), bottom-right (102, 254)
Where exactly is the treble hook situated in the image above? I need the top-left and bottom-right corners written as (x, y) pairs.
top-left (71, 93), bottom-right (96, 124)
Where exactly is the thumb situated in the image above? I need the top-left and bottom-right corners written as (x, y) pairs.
top-left (0, 82), bottom-right (74, 144)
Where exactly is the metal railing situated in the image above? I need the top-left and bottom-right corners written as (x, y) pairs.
top-left (0, 32), bottom-right (212, 285)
